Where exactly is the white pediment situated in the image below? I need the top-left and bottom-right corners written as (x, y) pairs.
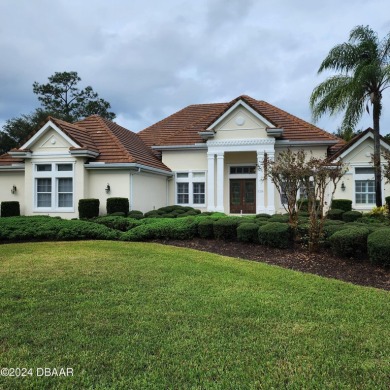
top-left (21, 120), bottom-right (80, 152)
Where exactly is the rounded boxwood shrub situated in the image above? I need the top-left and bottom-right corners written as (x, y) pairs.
top-left (331, 199), bottom-right (352, 212)
top-left (78, 198), bottom-right (100, 219)
top-left (269, 214), bottom-right (289, 223)
top-left (342, 210), bottom-right (363, 223)
top-left (237, 223), bottom-right (259, 243)
top-left (367, 228), bottom-right (390, 266)
top-left (128, 210), bottom-right (144, 219)
top-left (198, 219), bottom-right (215, 238)
top-left (258, 222), bottom-right (293, 249)
top-left (327, 208), bottom-right (344, 220)
top-left (144, 210), bottom-right (160, 218)
top-left (329, 227), bottom-right (370, 257)
top-left (1, 201), bottom-right (20, 217)
top-left (213, 218), bottom-right (240, 240)
top-left (107, 197), bottom-right (129, 216)
top-left (256, 213), bottom-right (271, 219)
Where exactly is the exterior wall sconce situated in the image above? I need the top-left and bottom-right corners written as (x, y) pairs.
top-left (341, 182), bottom-right (346, 191)
top-left (105, 184), bottom-right (111, 194)
top-left (11, 185), bottom-right (17, 194)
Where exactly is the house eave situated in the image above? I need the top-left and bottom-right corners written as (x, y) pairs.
top-left (69, 149), bottom-right (100, 158)
top-left (275, 140), bottom-right (339, 147)
top-left (8, 151), bottom-right (32, 158)
top-left (151, 144), bottom-right (208, 151)
top-left (0, 163), bottom-right (25, 171)
top-left (84, 162), bottom-right (173, 176)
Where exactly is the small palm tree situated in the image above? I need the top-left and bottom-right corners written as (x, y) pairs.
top-left (310, 25), bottom-right (390, 206)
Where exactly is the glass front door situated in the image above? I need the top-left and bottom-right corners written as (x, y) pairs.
top-left (230, 179), bottom-right (256, 214)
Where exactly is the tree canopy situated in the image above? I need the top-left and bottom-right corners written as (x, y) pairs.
top-left (0, 71), bottom-right (116, 154)
top-left (310, 25), bottom-right (390, 206)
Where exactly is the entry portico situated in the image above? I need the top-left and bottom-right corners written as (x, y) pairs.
top-left (206, 138), bottom-right (276, 214)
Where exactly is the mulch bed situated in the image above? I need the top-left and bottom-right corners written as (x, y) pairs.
top-left (153, 238), bottom-right (390, 291)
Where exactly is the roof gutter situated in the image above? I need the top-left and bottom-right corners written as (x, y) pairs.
top-left (0, 164), bottom-right (25, 172)
top-left (84, 162), bottom-right (173, 176)
top-left (275, 140), bottom-right (339, 147)
top-left (151, 144), bottom-right (207, 151)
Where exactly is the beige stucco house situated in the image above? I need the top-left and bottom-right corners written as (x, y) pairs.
top-left (0, 95), bottom-right (389, 217)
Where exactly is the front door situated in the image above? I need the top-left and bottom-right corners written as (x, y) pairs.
top-left (230, 179), bottom-right (256, 214)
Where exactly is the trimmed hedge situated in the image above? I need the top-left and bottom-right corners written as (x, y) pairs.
top-left (107, 197), bottom-right (129, 216)
top-left (93, 216), bottom-right (141, 231)
top-left (78, 198), bottom-right (100, 219)
top-left (1, 201), bottom-right (20, 217)
top-left (385, 196), bottom-right (390, 213)
top-left (269, 214), bottom-right (290, 223)
top-left (329, 227), bottom-right (370, 257)
top-left (326, 209), bottom-right (344, 220)
top-left (258, 222), bottom-right (293, 249)
top-left (128, 210), bottom-right (144, 219)
top-left (198, 219), bottom-right (215, 238)
top-left (367, 228), bottom-right (390, 266)
top-left (237, 223), bottom-right (259, 243)
top-left (256, 213), bottom-right (271, 219)
top-left (331, 199), bottom-right (352, 212)
top-left (0, 216), bottom-right (120, 241)
top-left (213, 218), bottom-right (240, 240)
top-left (342, 210), bottom-right (363, 223)
top-left (121, 217), bottom-right (198, 241)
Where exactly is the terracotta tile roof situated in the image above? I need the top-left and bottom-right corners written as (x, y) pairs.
top-left (329, 128), bottom-right (389, 160)
top-left (139, 95), bottom-right (342, 146)
top-left (75, 116), bottom-right (170, 171)
top-left (2, 115), bottom-right (170, 172)
top-left (49, 117), bottom-right (99, 153)
top-left (0, 153), bottom-right (24, 166)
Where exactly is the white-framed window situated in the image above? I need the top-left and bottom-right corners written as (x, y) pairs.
top-left (175, 171), bottom-right (206, 206)
top-left (354, 167), bottom-right (375, 205)
top-left (34, 163), bottom-right (74, 212)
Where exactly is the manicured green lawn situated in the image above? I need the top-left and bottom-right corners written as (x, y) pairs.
top-left (0, 241), bottom-right (389, 389)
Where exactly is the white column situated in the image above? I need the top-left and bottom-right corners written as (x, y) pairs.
top-left (256, 151), bottom-right (266, 214)
top-left (216, 151), bottom-right (225, 212)
top-left (207, 152), bottom-right (215, 211)
top-left (267, 151), bottom-right (275, 214)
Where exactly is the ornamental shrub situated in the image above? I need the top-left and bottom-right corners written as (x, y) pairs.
top-left (144, 210), bottom-right (160, 218)
top-left (269, 214), bottom-right (290, 223)
top-left (121, 217), bottom-right (198, 241)
top-left (256, 213), bottom-right (271, 219)
top-left (93, 216), bottom-right (141, 231)
top-left (237, 223), bottom-right (259, 243)
top-left (385, 196), bottom-right (390, 213)
top-left (213, 218), bottom-right (240, 240)
top-left (326, 209), bottom-right (344, 220)
top-left (367, 228), bottom-right (390, 266)
top-left (1, 201), bottom-right (20, 217)
top-left (342, 210), bottom-right (362, 223)
top-left (331, 199), bottom-right (352, 212)
top-left (78, 198), bottom-right (100, 219)
top-left (128, 210), bottom-right (144, 219)
top-left (107, 197), bottom-right (129, 216)
top-left (258, 222), bottom-right (293, 249)
top-left (329, 227), bottom-right (370, 257)
top-left (198, 219), bottom-right (215, 238)
top-left (0, 216), bottom-right (120, 241)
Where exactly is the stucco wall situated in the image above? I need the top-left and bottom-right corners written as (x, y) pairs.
top-left (131, 172), bottom-right (168, 212)
top-left (87, 170), bottom-right (130, 216)
top-left (0, 171), bottom-right (25, 216)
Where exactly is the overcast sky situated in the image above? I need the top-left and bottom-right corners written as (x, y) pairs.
top-left (1, 0), bottom-right (390, 135)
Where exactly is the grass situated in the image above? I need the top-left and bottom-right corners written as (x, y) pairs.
top-left (0, 241), bottom-right (389, 389)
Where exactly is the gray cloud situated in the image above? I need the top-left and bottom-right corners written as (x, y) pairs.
top-left (0, 0), bottom-right (389, 134)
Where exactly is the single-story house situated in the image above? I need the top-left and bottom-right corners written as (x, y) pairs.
top-left (0, 95), bottom-right (389, 217)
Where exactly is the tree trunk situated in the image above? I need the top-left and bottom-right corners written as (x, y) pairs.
top-left (373, 102), bottom-right (382, 207)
